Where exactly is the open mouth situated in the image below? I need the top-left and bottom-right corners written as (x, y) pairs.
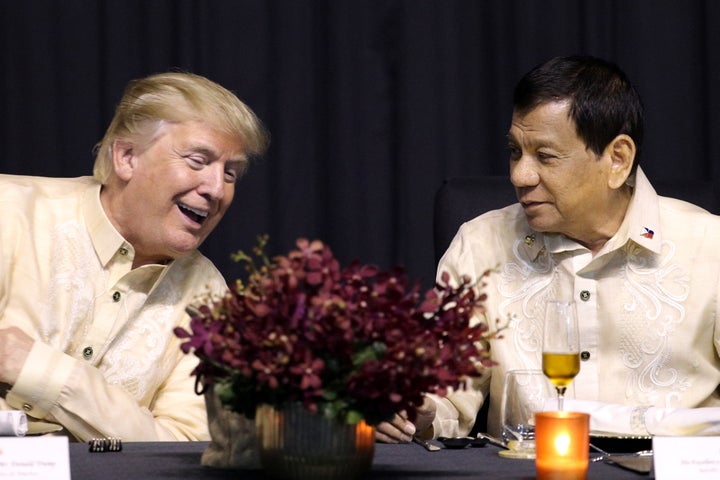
top-left (178, 203), bottom-right (209, 225)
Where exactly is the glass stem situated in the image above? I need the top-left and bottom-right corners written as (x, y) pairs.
top-left (556, 386), bottom-right (567, 411)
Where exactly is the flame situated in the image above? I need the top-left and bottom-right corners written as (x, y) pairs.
top-left (554, 433), bottom-right (571, 456)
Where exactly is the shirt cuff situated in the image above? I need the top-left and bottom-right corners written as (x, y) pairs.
top-left (6, 341), bottom-right (76, 419)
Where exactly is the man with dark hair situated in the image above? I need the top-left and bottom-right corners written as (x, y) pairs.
top-left (376, 55), bottom-right (720, 442)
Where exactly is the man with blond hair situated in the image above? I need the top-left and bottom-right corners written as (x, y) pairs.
top-left (0, 72), bottom-right (268, 441)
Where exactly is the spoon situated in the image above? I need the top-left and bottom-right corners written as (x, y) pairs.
top-left (437, 436), bottom-right (490, 449)
top-left (589, 443), bottom-right (652, 461)
top-left (475, 432), bottom-right (510, 450)
top-left (589, 442), bottom-right (612, 462)
top-left (412, 436), bottom-right (441, 452)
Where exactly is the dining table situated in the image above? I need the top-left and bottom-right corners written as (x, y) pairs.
top-left (68, 440), bottom-right (654, 479)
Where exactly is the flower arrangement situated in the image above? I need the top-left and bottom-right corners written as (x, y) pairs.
top-left (175, 235), bottom-right (496, 426)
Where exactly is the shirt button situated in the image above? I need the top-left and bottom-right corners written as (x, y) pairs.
top-left (119, 247), bottom-right (129, 256)
top-left (579, 290), bottom-right (591, 301)
top-left (83, 346), bottom-right (94, 360)
top-left (22, 403), bottom-right (33, 412)
top-left (112, 291), bottom-right (121, 302)
top-left (580, 351), bottom-right (591, 361)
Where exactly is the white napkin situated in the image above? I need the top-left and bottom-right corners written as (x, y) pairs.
top-left (644, 407), bottom-right (720, 436)
top-left (547, 399), bottom-right (720, 437)
top-left (0, 411), bottom-right (28, 436)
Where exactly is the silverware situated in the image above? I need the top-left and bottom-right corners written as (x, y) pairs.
top-left (437, 436), bottom-right (490, 449)
top-left (412, 436), bottom-right (441, 452)
top-left (602, 451), bottom-right (653, 474)
top-left (589, 442), bottom-right (612, 462)
top-left (590, 443), bottom-right (653, 474)
top-left (590, 443), bottom-right (652, 460)
top-left (475, 432), bottom-right (509, 450)
top-left (595, 450), bottom-right (653, 461)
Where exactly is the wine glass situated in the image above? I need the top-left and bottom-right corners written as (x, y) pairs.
top-left (500, 369), bottom-right (554, 458)
top-left (542, 301), bottom-right (580, 410)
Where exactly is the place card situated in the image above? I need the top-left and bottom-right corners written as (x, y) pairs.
top-left (653, 436), bottom-right (720, 479)
top-left (0, 436), bottom-right (70, 479)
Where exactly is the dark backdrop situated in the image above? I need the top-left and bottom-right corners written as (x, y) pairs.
top-left (2, 0), bottom-right (719, 287)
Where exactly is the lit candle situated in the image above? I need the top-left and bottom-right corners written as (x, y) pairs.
top-left (535, 411), bottom-right (590, 480)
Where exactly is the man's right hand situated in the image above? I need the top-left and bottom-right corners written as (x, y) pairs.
top-left (374, 411), bottom-right (416, 443)
top-left (374, 396), bottom-right (437, 443)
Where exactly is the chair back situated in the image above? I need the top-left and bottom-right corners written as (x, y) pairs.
top-left (433, 176), bottom-right (516, 264)
top-left (652, 179), bottom-right (717, 213)
top-left (433, 176), bottom-right (718, 265)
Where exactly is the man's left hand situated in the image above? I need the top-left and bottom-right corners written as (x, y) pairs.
top-left (0, 327), bottom-right (34, 385)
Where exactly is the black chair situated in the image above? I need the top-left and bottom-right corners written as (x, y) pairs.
top-left (433, 176), bottom-right (516, 265)
top-left (651, 179), bottom-right (718, 214)
top-left (432, 176), bottom-right (516, 435)
top-left (433, 176), bottom-right (718, 265)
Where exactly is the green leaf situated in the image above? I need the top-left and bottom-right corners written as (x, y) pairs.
top-left (351, 341), bottom-right (386, 366)
top-left (345, 410), bottom-right (364, 425)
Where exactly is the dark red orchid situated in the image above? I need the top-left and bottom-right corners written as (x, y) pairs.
top-left (174, 235), bottom-right (497, 425)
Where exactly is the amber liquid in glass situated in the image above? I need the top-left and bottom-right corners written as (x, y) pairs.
top-left (542, 352), bottom-right (580, 388)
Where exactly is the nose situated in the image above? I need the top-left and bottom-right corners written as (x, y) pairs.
top-left (198, 163), bottom-right (228, 201)
top-left (510, 156), bottom-right (540, 189)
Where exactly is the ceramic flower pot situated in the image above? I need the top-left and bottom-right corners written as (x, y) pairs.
top-left (255, 402), bottom-right (375, 480)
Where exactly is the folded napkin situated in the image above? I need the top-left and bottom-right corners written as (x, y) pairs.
top-left (644, 406), bottom-right (720, 436)
top-left (548, 399), bottom-right (720, 437)
top-left (0, 411), bottom-right (28, 436)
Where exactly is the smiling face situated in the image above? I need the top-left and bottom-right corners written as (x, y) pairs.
top-left (507, 100), bottom-right (632, 249)
top-left (102, 121), bottom-right (246, 267)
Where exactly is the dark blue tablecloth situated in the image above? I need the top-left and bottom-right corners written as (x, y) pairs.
top-left (69, 441), bottom-right (652, 479)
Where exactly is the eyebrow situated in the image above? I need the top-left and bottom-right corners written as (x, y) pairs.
top-left (506, 132), bottom-right (563, 150)
top-left (186, 144), bottom-right (220, 158)
top-left (186, 143), bottom-right (247, 164)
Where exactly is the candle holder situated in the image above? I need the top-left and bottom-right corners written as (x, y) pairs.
top-left (535, 411), bottom-right (590, 480)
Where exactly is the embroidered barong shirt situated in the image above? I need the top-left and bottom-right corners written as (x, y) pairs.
top-left (432, 168), bottom-right (720, 437)
top-left (0, 174), bottom-right (228, 441)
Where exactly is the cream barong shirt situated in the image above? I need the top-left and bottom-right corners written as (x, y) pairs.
top-left (433, 168), bottom-right (720, 437)
top-left (0, 174), bottom-right (228, 441)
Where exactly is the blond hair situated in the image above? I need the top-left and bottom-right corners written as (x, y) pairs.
top-left (93, 72), bottom-right (269, 182)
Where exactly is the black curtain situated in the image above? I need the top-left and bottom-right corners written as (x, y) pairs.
top-left (2, 0), bottom-right (719, 287)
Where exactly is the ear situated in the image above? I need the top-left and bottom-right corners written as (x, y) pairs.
top-left (111, 139), bottom-right (137, 182)
top-left (605, 134), bottom-right (636, 189)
